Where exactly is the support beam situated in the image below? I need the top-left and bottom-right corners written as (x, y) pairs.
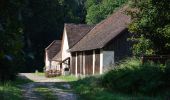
top-left (83, 52), bottom-right (85, 76)
top-left (75, 52), bottom-right (77, 77)
top-left (100, 49), bottom-right (103, 74)
top-left (93, 50), bottom-right (95, 75)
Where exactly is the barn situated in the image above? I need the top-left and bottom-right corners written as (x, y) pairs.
top-left (59, 24), bottom-right (94, 74)
top-left (69, 8), bottom-right (132, 76)
top-left (45, 40), bottom-right (61, 71)
top-left (45, 7), bottom-right (133, 76)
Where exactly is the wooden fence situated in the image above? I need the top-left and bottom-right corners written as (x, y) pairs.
top-left (141, 55), bottom-right (170, 64)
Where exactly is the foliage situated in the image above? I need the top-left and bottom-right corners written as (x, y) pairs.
top-left (85, 0), bottom-right (128, 24)
top-left (71, 76), bottom-right (162, 100)
top-left (131, 35), bottom-right (154, 56)
top-left (0, 78), bottom-right (32, 100)
top-left (128, 0), bottom-right (170, 55)
top-left (101, 58), bottom-right (170, 97)
top-left (21, 0), bottom-right (87, 72)
top-left (0, 0), bottom-right (25, 81)
top-left (0, 0), bottom-right (87, 79)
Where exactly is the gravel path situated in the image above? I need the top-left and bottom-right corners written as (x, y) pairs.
top-left (19, 73), bottom-right (78, 100)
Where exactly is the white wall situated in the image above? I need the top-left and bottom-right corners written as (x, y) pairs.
top-left (51, 61), bottom-right (60, 70)
top-left (61, 28), bottom-right (71, 74)
top-left (61, 28), bottom-right (71, 61)
top-left (45, 52), bottom-right (50, 71)
top-left (103, 51), bottom-right (114, 72)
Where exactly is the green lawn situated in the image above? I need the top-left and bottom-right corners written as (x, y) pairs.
top-left (0, 78), bottom-right (32, 100)
top-left (55, 75), bottom-right (78, 82)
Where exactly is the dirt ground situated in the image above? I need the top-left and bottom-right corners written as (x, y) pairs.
top-left (19, 73), bottom-right (78, 100)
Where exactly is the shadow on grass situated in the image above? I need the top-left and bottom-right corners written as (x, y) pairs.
top-left (0, 76), bottom-right (33, 100)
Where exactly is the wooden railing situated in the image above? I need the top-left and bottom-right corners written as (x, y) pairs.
top-left (45, 70), bottom-right (61, 77)
top-left (141, 55), bottom-right (170, 64)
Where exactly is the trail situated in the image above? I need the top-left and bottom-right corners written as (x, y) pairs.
top-left (19, 73), bottom-right (77, 100)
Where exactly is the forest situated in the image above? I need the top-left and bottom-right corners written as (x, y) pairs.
top-left (0, 0), bottom-right (170, 99)
top-left (0, 0), bottom-right (132, 81)
top-left (0, 0), bottom-right (170, 87)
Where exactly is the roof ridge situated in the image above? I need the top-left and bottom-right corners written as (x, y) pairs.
top-left (69, 5), bottom-right (131, 52)
top-left (89, 6), bottom-right (128, 34)
top-left (45, 40), bottom-right (61, 50)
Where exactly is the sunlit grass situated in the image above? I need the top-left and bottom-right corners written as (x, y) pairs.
top-left (34, 72), bottom-right (45, 76)
top-left (55, 75), bottom-right (78, 82)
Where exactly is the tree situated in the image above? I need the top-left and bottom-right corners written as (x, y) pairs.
top-left (128, 0), bottom-right (170, 56)
top-left (0, 0), bottom-right (25, 81)
top-left (85, 0), bottom-right (128, 24)
top-left (21, 0), bottom-right (87, 72)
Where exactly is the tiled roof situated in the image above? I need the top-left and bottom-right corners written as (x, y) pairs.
top-left (52, 50), bottom-right (61, 62)
top-left (70, 7), bottom-right (131, 52)
top-left (45, 40), bottom-right (61, 60)
top-left (65, 23), bottom-right (94, 48)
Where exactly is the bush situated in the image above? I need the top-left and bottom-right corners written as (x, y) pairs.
top-left (101, 58), bottom-right (169, 95)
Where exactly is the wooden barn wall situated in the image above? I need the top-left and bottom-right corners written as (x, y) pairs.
top-left (85, 51), bottom-right (93, 75)
top-left (104, 29), bottom-right (132, 62)
top-left (95, 50), bottom-right (100, 74)
top-left (77, 52), bottom-right (83, 75)
top-left (71, 53), bottom-right (76, 74)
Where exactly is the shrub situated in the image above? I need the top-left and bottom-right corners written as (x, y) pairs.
top-left (101, 58), bottom-right (168, 95)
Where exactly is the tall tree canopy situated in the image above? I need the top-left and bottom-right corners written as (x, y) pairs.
top-left (0, 0), bottom-right (87, 80)
top-left (128, 0), bottom-right (170, 56)
top-left (22, 0), bottom-right (87, 72)
top-left (85, 0), bottom-right (128, 24)
top-left (0, 0), bottom-right (25, 81)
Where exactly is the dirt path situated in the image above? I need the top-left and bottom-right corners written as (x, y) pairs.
top-left (19, 73), bottom-right (78, 100)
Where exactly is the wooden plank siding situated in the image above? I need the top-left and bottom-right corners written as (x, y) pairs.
top-left (85, 51), bottom-right (93, 75)
top-left (77, 52), bottom-right (83, 75)
top-left (95, 50), bottom-right (100, 74)
top-left (104, 30), bottom-right (132, 62)
top-left (71, 53), bottom-right (76, 74)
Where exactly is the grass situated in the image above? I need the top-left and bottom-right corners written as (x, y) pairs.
top-left (71, 76), bottom-right (163, 100)
top-left (55, 75), bottom-right (78, 82)
top-left (0, 78), bottom-right (32, 100)
top-left (34, 86), bottom-right (57, 100)
top-left (34, 72), bottom-right (78, 82)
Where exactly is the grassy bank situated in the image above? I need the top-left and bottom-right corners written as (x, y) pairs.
top-left (71, 58), bottom-right (170, 100)
top-left (71, 76), bottom-right (163, 100)
top-left (0, 78), bottom-right (32, 100)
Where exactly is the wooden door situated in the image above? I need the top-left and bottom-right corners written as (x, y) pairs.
top-left (85, 51), bottom-right (93, 75)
